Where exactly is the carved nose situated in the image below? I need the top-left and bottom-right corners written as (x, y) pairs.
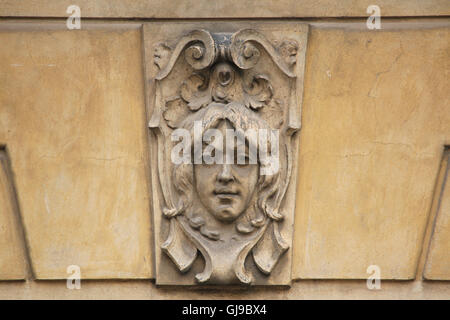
top-left (217, 164), bottom-right (234, 183)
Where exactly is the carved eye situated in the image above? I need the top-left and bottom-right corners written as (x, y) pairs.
top-left (234, 150), bottom-right (251, 167)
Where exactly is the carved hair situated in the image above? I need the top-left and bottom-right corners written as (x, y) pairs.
top-left (172, 102), bottom-right (282, 235)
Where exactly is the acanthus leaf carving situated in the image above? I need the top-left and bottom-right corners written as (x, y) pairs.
top-left (243, 74), bottom-right (273, 110)
top-left (180, 73), bottom-right (211, 111)
top-left (162, 97), bottom-right (189, 129)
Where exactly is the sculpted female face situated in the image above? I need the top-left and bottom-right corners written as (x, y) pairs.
top-left (194, 120), bottom-right (259, 223)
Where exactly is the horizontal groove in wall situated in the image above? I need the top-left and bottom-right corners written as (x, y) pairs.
top-left (0, 0), bottom-right (449, 19)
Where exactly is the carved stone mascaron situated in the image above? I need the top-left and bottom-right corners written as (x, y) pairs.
top-left (145, 24), bottom-right (309, 285)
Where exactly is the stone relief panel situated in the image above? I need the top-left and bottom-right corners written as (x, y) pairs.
top-left (144, 23), bottom-right (308, 285)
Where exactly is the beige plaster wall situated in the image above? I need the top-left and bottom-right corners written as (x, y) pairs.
top-left (0, 26), bottom-right (153, 279)
top-left (293, 25), bottom-right (450, 280)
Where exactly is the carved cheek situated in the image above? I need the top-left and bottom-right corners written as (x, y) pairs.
top-left (195, 165), bottom-right (216, 193)
top-left (232, 164), bottom-right (259, 195)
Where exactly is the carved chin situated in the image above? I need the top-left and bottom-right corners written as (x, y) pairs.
top-left (211, 207), bottom-right (241, 223)
top-left (200, 194), bottom-right (247, 222)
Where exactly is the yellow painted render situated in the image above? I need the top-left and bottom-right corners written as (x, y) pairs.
top-left (0, 28), bottom-right (153, 279)
top-left (293, 26), bottom-right (450, 279)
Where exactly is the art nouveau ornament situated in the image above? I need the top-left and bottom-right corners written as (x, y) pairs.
top-left (144, 23), bottom-right (308, 285)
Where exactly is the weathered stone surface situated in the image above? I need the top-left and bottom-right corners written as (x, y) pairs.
top-left (424, 149), bottom-right (450, 280)
top-left (293, 26), bottom-right (450, 279)
top-left (0, 0), bottom-right (448, 18)
top-left (0, 28), bottom-right (153, 279)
